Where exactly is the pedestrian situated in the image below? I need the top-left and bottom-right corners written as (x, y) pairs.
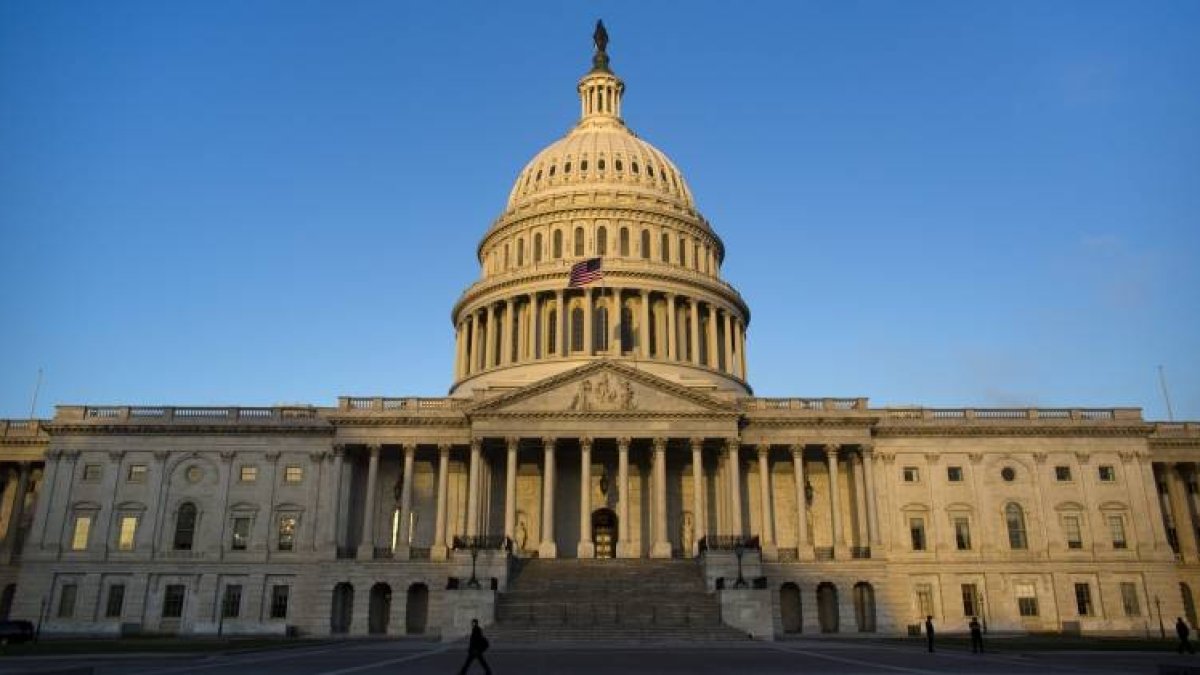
top-left (924, 615), bottom-right (935, 653)
top-left (1177, 617), bottom-right (1195, 655)
top-left (969, 616), bottom-right (984, 653)
top-left (459, 618), bottom-right (493, 674)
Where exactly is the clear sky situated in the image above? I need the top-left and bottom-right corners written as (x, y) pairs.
top-left (1, 1), bottom-right (1197, 421)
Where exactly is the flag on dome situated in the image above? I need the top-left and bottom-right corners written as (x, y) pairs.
top-left (568, 257), bottom-right (604, 287)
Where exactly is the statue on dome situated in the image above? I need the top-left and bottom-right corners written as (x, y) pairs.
top-left (593, 20), bottom-right (609, 54)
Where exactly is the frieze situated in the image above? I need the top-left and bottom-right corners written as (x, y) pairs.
top-left (46, 422), bottom-right (334, 436)
top-left (872, 424), bottom-right (1152, 438)
top-left (568, 373), bottom-right (636, 412)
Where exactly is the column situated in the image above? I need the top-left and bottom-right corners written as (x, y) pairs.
top-left (706, 305), bottom-right (719, 368)
top-left (357, 445), bottom-right (381, 558)
top-left (2, 463), bottom-right (30, 563)
top-left (527, 294), bottom-right (538, 360)
top-left (1168, 464), bottom-right (1199, 562)
top-left (688, 298), bottom-right (700, 365)
top-left (723, 310), bottom-right (734, 374)
top-left (485, 304), bottom-right (497, 368)
top-left (738, 321), bottom-right (748, 380)
top-left (725, 439), bottom-right (743, 536)
top-left (578, 437), bottom-right (594, 558)
top-left (617, 437), bottom-right (634, 558)
top-left (471, 310), bottom-right (483, 372)
top-left (757, 444), bottom-right (777, 560)
top-left (584, 289), bottom-right (594, 354)
top-left (690, 438), bottom-right (705, 556)
top-left (852, 452), bottom-right (869, 551)
top-left (609, 288), bottom-right (620, 353)
top-left (504, 437), bottom-right (518, 543)
top-left (555, 290), bottom-right (565, 356)
top-left (539, 437), bottom-right (557, 558)
top-left (790, 445), bottom-right (813, 560)
top-left (431, 444), bottom-right (451, 561)
top-left (826, 444), bottom-right (847, 558)
top-left (466, 438), bottom-right (482, 537)
top-left (327, 446), bottom-right (345, 552)
top-left (396, 443), bottom-right (416, 559)
top-left (665, 293), bottom-right (677, 361)
top-left (502, 298), bottom-right (514, 365)
top-left (861, 445), bottom-right (881, 547)
top-left (651, 438), bottom-right (671, 558)
top-left (639, 290), bottom-right (651, 357)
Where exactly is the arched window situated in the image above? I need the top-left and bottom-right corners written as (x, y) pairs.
top-left (174, 502), bottom-right (197, 551)
top-left (615, 159), bottom-right (623, 172)
top-left (534, 233), bottom-right (543, 263)
top-left (631, 161), bottom-right (640, 175)
top-left (619, 228), bottom-right (630, 257)
top-left (564, 161), bottom-right (571, 174)
top-left (620, 305), bottom-right (634, 352)
top-left (693, 243), bottom-right (700, 270)
top-left (640, 229), bottom-right (651, 259)
top-left (1006, 503), bottom-right (1028, 550)
top-left (679, 237), bottom-right (687, 265)
top-left (581, 159), bottom-right (589, 172)
top-left (503, 244), bottom-right (509, 270)
top-left (570, 307), bottom-right (584, 352)
top-left (517, 238), bottom-right (524, 266)
top-left (661, 233), bottom-right (670, 262)
top-left (548, 165), bottom-right (556, 177)
top-left (598, 158), bottom-right (606, 171)
top-left (596, 227), bottom-right (607, 256)
top-left (547, 309), bottom-right (557, 355)
top-left (553, 230), bottom-right (563, 259)
top-left (574, 227), bottom-right (584, 256)
top-left (594, 306), bottom-right (608, 351)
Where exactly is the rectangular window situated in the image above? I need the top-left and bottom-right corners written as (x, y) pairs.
top-left (946, 466), bottom-right (963, 482)
top-left (71, 515), bottom-right (92, 551)
top-left (1063, 515), bottom-right (1083, 549)
top-left (105, 584), bottom-right (125, 618)
top-left (239, 466), bottom-right (257, 483)
top-left (902, 467), bottom-right (920, 483)
top-left (82, 464), bottom-right (102, 481)
top-left (953, 517), bottom-right (972, 551)
top-left (1074, 583), bottom-right (1094, 616)
top-left (1120, 582), bottom-right (1141, 616)
top-left (1055, 466), bottom-right (1072, 481)
top-left (284, 466), bottom-right (303, 484)
top-left (162, 584), bottom-right (186, 618)
top-left (58, 584), bottom-right (78, 618)
top-left (278, 515), bottom-right (297, 551)
top-left (1109, 515), bottom-right (1128, 549)
top-left (915, 584), bottom-right (934, 617)
top-left (961, 583), bottom-right (979, 617)
top-left (1098, 465), bottom-right (1116, 482)
top-left (270, 585), bottom-right (290, 619)
top-left (127, 464), bottom-right (148, 483)
top-left (231, 517), bottom-right (251, 551)
top-left (909, 517), bottom-right (926, 551)
top-left (118, 515), bottom-right (138, 551)
top-left (221, 584), bottom-right (242, 618)
top-left (1015, 581), bottom-right (1039, 617)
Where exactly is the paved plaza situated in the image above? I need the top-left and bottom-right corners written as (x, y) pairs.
top-left (0, 638), bottom-right (1193, 675)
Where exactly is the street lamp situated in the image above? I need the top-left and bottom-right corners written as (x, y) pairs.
top-left (733, 540), bottom-right (748, 589)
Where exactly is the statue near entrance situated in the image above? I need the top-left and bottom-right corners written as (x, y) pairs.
top-left (681, 511), bottom-right (695, 557)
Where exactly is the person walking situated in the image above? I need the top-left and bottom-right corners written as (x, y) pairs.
top-left (969, 616), bottom-right (984, 654)
top-left (459, 618), bottom-right (493, 674)
top-left (924, 615), bottom-right (935, 653)
top-left (1177, 617), bottom-right (1195, 655)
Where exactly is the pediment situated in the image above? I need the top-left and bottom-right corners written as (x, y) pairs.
top-left (467, 361), bottom-right (736, 417)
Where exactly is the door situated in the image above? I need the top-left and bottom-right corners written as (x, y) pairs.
top-left (592, 508), bottom-right (617, 558)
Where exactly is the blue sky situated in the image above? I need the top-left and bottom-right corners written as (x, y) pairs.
top-left (1, 1), bottom-right (1197, 420)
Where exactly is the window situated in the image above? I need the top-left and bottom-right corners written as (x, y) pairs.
top-left (1001, 467), bottom-right (1016, 482)
top-left (231, 517), bottom-right (251, 551)
top-left (953, 517), bottom-right (972, 551)
top-left (516, 238), bottom-right (524, 266)
top-left (71, 515), bottom-right (92, 551)
top-left (909, 517), bottom-right (926, 551)
top-left (1015, 582), bottom-right (1039, 617)
top-left (594, 306), bottom-right (609, 351)
top-left (105, 584), bottom-right (125, 618)
top-left (946, 466), bottom-right (963, 482)
top-left (278, 515), bottom-right (297, 551)
top-left (58, 584), bottom-right (77, 618)
top-left (221, 584), bottom-right (242, 618)
top-left (1055, 466), bottom-right (1072, 481)
top-left (534, 233), bottom-right (543, 263)
top-left (902, 467), bottom-right (920, 483)
top-left (640, 229), bottom-right (650, 259)
top-left (598, 158), bottom-right (606, 171)
top-left (547, 309), bottom-right (557, 354)
top-left (82, 464), bottom-right (102, 482)
top-left (1120, 582), bottom-right (1141, 616)
top-left (1109, 515), bottom-right (1128, 549)
top-left (127, 464), bottom-right (148, 483)
top-left (1005, 503), bottom-right (1028, 550)
top-left (553, 230), bottom-right (562, 258)
top-left (1063, 515), bottom-right (1083, 549)
top-left (1074, 583), bottom-right (1094, 616)
top-left (961, 583), bottom-right (979, 617)
top-left (1098, 465), bottom-right (1116, 482)
top-left (574, 227), bottom-right (584, 256)
top-left (118, 515), bottom-right (138, 551)
top-left (619, 228), bottom-right (630, 257)
top-left (581, 159), bottom-right (589, 172)
top-left (270, 585), bottom-right (290, 619)
top-left (661, 233), bottom-right (670, 262)
top-left (915, 584), bottom-right (934, 617)
top-left (679, 236), bottom-right (687, 265)
top-left (162, 584), bottom-right (185, 618)
top-left (570, 307), bottom-right (584, 352)
top-left (240, 466), bottom-right (257, 483)
top-left (564, 161), bottom-right (571, 173)
top-left (174, 503), bottom-right (197, 551)
top-left (284, 466), bottom-right (303, 484)
top-left (596, 227), bottom-right (607, 255)
top-left (620, 306), bottom-right (634, 352)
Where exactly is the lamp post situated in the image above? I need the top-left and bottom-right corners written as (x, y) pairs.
top-left (467, 542), bottom-right (482, 589)
top-left (733, 540), bottom-right (748, 589)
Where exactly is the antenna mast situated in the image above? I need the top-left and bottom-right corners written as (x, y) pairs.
top-left (29, 367), bottom-right (43, 420)
top-left (1158, 365), bottom-right (1175, 422)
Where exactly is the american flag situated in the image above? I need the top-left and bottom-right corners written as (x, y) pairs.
top-left (568, 257), bottom-right (604, 287)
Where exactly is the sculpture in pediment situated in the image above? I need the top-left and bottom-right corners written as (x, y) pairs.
top-left (568, 373), bottom-right (637, 412)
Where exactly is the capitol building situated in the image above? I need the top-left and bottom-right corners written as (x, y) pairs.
top-left (0, 25), bottom-right (1197, 641)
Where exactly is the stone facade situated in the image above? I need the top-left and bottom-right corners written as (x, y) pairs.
top-left (1, 27), bottom-right (1197, 640)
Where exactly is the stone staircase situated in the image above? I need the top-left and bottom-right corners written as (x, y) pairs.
top-left (490, 558), bottom-right (748, 642)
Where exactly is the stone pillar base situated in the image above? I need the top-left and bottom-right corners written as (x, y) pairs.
top-left (759, 543), bottom-right (779, 562)
top-left (431, 544), bottom-right (449, 561)
top-left (796, 545), bottom-right (815, 561)
top-left (834, 544), bottom-right (850, 560)
top-left (357, 544), bottom-right (374, 560)
top-left (617, 542), bottom-right (639, 558)
top-left (394, 544), bottom-right (412, 561)
top-left (650, 541), bottom-right (672, 559)
top-left (577, 542), bottom-right (595, 558)
top-left (538, 541), bottom-right (558, 559)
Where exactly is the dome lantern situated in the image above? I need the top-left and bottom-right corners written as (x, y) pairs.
top-left (578, 20), bottom-right (624, 124)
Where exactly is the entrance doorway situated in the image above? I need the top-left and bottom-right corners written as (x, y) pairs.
top-left (406, 583), bottom-right (429, 634)
top-left (330, 583), bottom-right (354, 634)
top-left (592, 508), bottom-right (617, 558)
top-left (369, 583), bottom-right (391, 635)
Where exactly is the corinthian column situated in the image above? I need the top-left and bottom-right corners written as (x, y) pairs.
top-left (791, 445), bottom-right (813, 560)
top-left (826, 444), bottom-right (847, 558)
top-left (757, 444), bottom-right (777, 560)
top-left (726, 439), bottom-right (743, 536)
top-left (639, 289), bottom-right (651, 357)
top-left (504, 437), bottom-right (518, 543)
top-left (578, 437), bottom-right (594, 558)
top-left (690, 438), bottom-right (705, 556)
top-left (861, 444), bottom-right (881, 547)
top-left (555, 290), bottom-right (565, 356)
top-left (617, 437), bottom-right (635, 558)
top-left (666, 293), bottom-right (677, 361)
top-left (650, 438), bottom-right (672, 558)
top-left (485, 304), bottom-right (497, 368)
top-left (431, 444), bottom-right (450, 561)
top-left (466, 438), bottom-right (482, 536)
top-left (706, 306), bottom-right (719, 368)
top-left (539, 437), bottom-right (558, 558)
top-left (584, 289), bottom-right (594, 355)
top-left (396, 443), bottom-right (416, 559)
top-left (357, 445), bottom-right (381, 559)
top-left (502, 298), bottom-right (514, 365)
top-left (723, 310), bottom-right (734, 374)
